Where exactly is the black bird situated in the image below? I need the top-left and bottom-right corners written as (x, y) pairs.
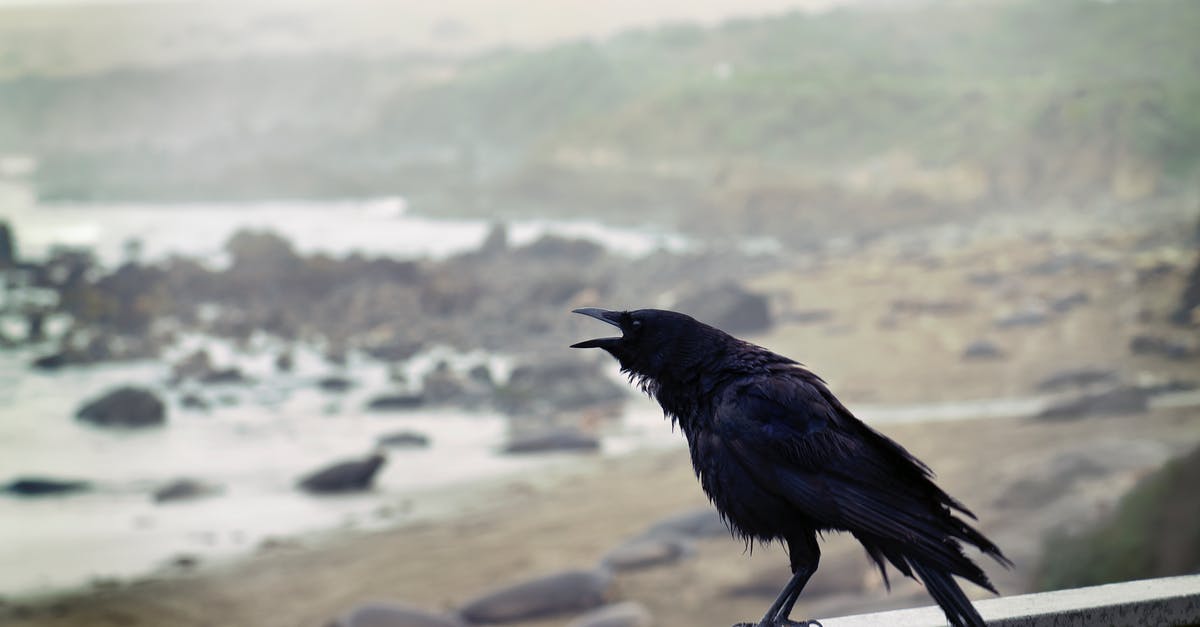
top-left (571, 308), bottom-right (1010, 627)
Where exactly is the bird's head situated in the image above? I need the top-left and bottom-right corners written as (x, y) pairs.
top-left (570, 307), bottom-right (713, 382)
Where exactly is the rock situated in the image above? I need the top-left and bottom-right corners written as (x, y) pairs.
top-left (503, 428), bottom-right (600, 455)
top-left (566, 602), bottom-right (653, 627)
top-left (1035, 386), bottom-right (1151, 421)
top-left (275, 351), bottom-right (295, 372)
top-left (200, 367), bottom-right (250, 385)
top-left (640, 507), bottom-right (728, 540)
top-left (153, 479), bottom-right (221, 504)
top-left (1035, 368), bottom-right (1120, 391)
top-left (517, 235), bottom-right (605, 263)
top-left (4, 477), bottom-right (91, 497)
top-left (76, 386), bottom-right (166, 428)
top-left (319, 376), bottom-right (356, 393)
top-left (961, 339), bottom-right (1004, 361)
top-left (180, 393), bottom-right (211, 411)
top-left (329, 602), bottom-right (466, 627)
top-left (601, 537), bottom-right (691, 572)
top-left (994, 306), bottom-right (1050, 328)
top-left (0, 220), bottom-right (15, 267)
top-left (376, 431), bottom-right (431, 448)
top-left (890, 299), bottom-right (971, 316)
top-left (1172, 254), bottom-right (1200, 325)
top-left (171, 350), bottom-right (213, 381)
top-left (1130, 334), bottom-right (1197, 360)
top-left (31, 352), bottom-right (68, 370)
top-left (675, 283), bottom-right (772, 335)
top-left (498, 356), bottom-right (626, 415)
top-left (458, 569), bottom-right (612, 624)
top-left (1049, 290), bottom-right (1090, 313)
top-left (299, 453), bottom-right (387, 494)
top-left (366, 393), bottom-right (425, 412)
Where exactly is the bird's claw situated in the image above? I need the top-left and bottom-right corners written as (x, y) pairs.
top-left (731, 621), bottom-right (822, 627)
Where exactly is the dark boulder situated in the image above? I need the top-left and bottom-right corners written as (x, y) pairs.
top-left (0, 220), bottom-right (15, 267)
top-left (601, 537), bottom-right (692, 572)
top-left (318, 376), bottom-right (356, 393)
top-left (503, 428), bottom-right (600, 455)
top-left (366, 393), bottom-right (425, 412)
top-left (376, 431), bottom-right (431, 448)
top-left (179, 393), bottom-right (211, 411)
top-left (4, 477), bottom-right (91, 497)
top-left (458, 569), bottom-right (612, 624)
top-left (961, 339), bottom-right (1004, 361)
top-left (200, 367), bottom-right (250, 385)
top-left (1036, 368), bottom-right (1120, 391)
top-left (422, 364), bottom-right (490, 406)
top-left (153, 479), bottom-right (221, 504)
top-left (171, 350), bottom-right (213, 381)
top-left (566, 602), bottom-right (652, 627)
top-left (1130, 334), bottom-right (1197, 360)
top-left (328, 602), bottom-right (466, 627)
top-left (1036, 386), bottom-right (1151, 421)
top-left (675, 283), bottom-right (772, 335)
top-left (299, 453), bottom-right (387, 494)
top-left (1171, 253), bottom-right (1200, 325)
top-left (76, 386), bottom-right (166, 428)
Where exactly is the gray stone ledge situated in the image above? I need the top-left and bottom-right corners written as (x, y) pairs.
top-left (820, 575), bottom-right (1200, 626)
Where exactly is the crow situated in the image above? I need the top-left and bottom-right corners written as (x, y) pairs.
top-left (571, 308), bottom-right (1010, 627)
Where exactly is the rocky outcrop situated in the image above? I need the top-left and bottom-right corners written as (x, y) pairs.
top-left (496, 357), bottom-right (626, 416)
top-left (1036, 386), bottom-right (1151, 421)
top-left (503, 428), bottom-right (600, 455)
top-left (458, 569), bottom-right (612, 624)
top-left (76, 386), bottom-right (166, 428)
top-left (153, 479), bottom-right (222, 504)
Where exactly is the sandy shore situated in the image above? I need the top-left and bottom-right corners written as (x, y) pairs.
top-left (4, 206), bottom-right (1198, 626)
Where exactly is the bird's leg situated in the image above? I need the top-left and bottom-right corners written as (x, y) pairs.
top-left (763, 532), bottom-right (821, 627)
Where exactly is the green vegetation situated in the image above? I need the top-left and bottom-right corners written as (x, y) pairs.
top-left (1, 0), bottom-right (1198, 237)
top-left (1034, 444), bottom-right (1200, 591)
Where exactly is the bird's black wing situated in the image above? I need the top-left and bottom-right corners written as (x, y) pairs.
top-left (703, 368), bottom-right (1008, 589)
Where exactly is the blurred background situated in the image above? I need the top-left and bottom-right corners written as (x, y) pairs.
top-left (0, 0), bottom-right (1198, 625)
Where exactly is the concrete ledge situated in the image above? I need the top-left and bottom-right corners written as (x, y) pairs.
top-left (820, 575), bottom-right (1200, 626)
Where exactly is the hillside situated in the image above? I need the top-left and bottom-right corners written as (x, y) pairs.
top-left (1, 0), bottom-right (1197, 241)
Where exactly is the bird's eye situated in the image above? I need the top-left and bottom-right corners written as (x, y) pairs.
top-left (631, 319), bottom-right (642, 330)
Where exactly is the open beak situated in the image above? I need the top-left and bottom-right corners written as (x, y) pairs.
top-left (570, 308), bottom-right (623, 349)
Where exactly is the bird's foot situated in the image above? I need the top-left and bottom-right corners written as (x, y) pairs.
top-left (724, 614), bottom-right (820, 619)
top-left (732, 621), bottom-right (822, 627)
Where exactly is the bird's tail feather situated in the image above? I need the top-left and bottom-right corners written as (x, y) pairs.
top-left (910, 560), bottom-right (987, 627)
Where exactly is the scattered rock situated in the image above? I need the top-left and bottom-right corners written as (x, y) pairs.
top-left (171, 350), bottom-right (213, 381)
top-left (366, 393), bottom-right (425, 412)
top-left (503, 428), bottom-right (600, 455)
top-left (1035, 386), bottom-right (1151, 421)
top-left (200, 367), bottom-right (250, 385)
top-left (319, 376), bottom-right (356, 393)
top-left (328, 602), bottom-right (466, 627)
top-left (153, 479), bottom-right (221, 504)
top-left (376, 431), bottom-right (431, 448)
top-left (961, 339), bottom-right (1004, 361)
top-left (299, 453), bottom-right (387, 494)
top-left (994, 306), bottom-right (1050, 328)
top-left (566, 602), bottom-right (653, 627)
top-left (458, 569), bottom-right (612, 624)
top-left (422, 364), bottom-right (491, 406)
top-left (76, 386), bottom-right (166, 428)
top-left (1049, 290), bottom-right (1090, 313)
top-left (1130, 334), bottom-right (1197, 360)
top-left (275, 351), bottom-right (295, 372)
top-left (891, 299), bottom-right (971, 316)
top-left (1036, 368), bottom-right (1120, 391)
top-left (1172, 254), bottom-right (1200, 325)
top-left (3, 477), bottom-right (91, 497)
top-left (179, 393), bottom-right (211, 411)
top-left (675, 282), bottom-right (772, 335)
top-left (601, 537), bottom-right (691, 572)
